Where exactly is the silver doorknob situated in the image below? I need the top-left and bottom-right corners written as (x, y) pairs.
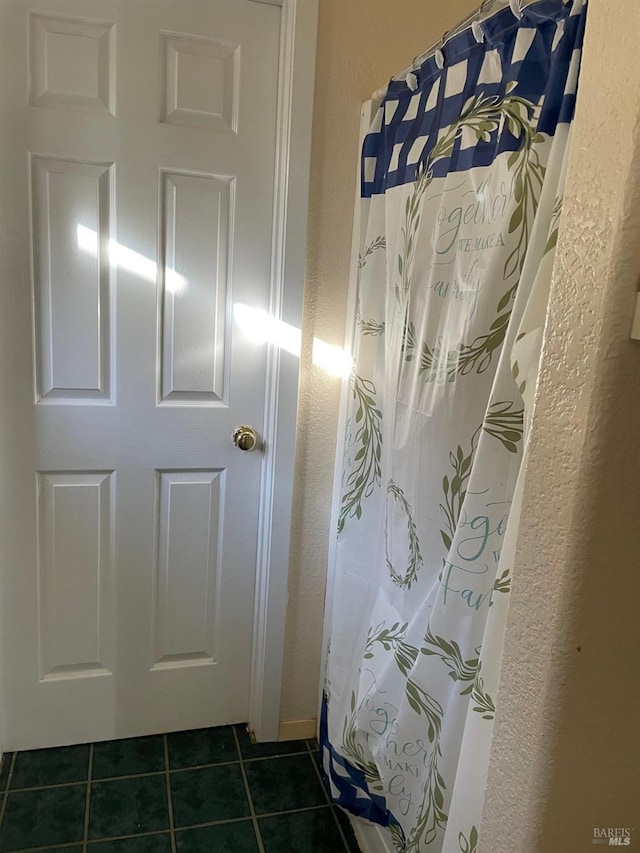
top-left (233, 425), bottom-right (259, 452)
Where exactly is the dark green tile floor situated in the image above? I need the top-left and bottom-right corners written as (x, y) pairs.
top-left (0, 726), bottom-right (360, 852)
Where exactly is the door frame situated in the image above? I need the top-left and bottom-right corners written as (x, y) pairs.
top-left (247, 0), bottom-right (318, 741)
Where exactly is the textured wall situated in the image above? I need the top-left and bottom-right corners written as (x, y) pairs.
top-left (280, 0), bottom-right (478, 722)
top-left (480, 1), bottom-right (640, 849)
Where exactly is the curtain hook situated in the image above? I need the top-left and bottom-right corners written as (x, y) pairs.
top-left (434, 31), bottom-right (447, 70)
top-left (472, 20), bottom-right (485, 43)
top-left (405, 55), bottom-right (419, 91)
top-left (406, 71), bottom-right (419, 92)
top-left (509, 0), bottom-right (524, 19)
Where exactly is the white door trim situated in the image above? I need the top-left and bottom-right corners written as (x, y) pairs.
top-left (248, 0), bottom-right (319, 742)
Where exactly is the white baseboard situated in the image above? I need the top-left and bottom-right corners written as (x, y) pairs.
top-left (277, 718), bottom-right (317, 741)
top-left (349, 814), bottom-right (394, 853)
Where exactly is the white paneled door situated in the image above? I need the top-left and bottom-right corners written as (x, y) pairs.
top-left (0, 0), bottom-right (283, 749)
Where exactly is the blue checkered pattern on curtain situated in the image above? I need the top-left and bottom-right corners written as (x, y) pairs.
top-left (362, 0), bottom-right (586, 197)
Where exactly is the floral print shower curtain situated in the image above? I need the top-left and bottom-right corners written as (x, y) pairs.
top-left (321, 1), bottom-right (587, 850)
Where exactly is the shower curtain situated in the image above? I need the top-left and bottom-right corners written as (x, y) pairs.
top-left (321, 1), bottom-right (587, 851)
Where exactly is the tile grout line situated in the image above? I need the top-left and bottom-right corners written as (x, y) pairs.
top-left (175, 802), bottom-right (328, 826)
top-left (232, 726), bottom-right (266, 853)
top-left (306, 739), bottom-right (353, 852)
top-left (235, 751), bottom-right (307, 763)
top-left (11, 844), bottom-right (86, 853)
top-left (7, 779), bottom-right (93, 794)
top-left (0, 753), bottom-right (17, 832)
top-left (12, 830), bottom-right (174, 852)
top-left (4, 751), bottom-right (311, 795)
top-left (10, 804), bottom-right (334, 852)
top-left (163, 735), bottom-right (178, 853)
top-left (82, 744), bottom-right (94, 853)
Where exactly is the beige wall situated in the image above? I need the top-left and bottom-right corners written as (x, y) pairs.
top-left (480, 1), bottom-right (640, 849)
top-left (280, 0), bottom-right (478, 723)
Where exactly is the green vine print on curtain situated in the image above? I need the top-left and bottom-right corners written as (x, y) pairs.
top-left (357, 234), bottom-right (387, 336)
top-left (401, 86), bottom-right (547, 384)
top-left (358, 620), bottom-right (447, 852)
top-left (364, 622), bottom-right (444, 743)
top-left (359, 234), bottom-right (387, 269)
top-left (358, 316), bottom-right (386, 336)
top-left (355, 619), bottom-right (494, 852)
top-left (439, 429), bottom-right (480, 552)
top-left (470, 663), bottom-right (495, 720)
top-left (405, 738), bottom-right (447, 852)
top-left (338, 374), bottom-right (382, 534)
top-left (459, 827), bottom-right (479, 853)
top-left (483, 401), bottom-right (524, 452)
top-left (386, 482), bottom-right (424, 590)
top-left (339, 91), bottom-right (541, 536)
top-left (421, 629), bottom-right (479, 695)
top-left (337, 232), bottom-right (386, 534)
top-left (341, 689), bottom-right (384, 793)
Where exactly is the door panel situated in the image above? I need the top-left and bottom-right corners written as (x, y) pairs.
top-left (153, 469), bottom-right (223, 669)
top-left (31, 156), bottom-right (114, 402)
top-left (29, 13), bottom-right (116, 116)
top-left (37, 471), bottom-right (115, 681)
top-left (159, 170), bottom-right (231, 405)
top-left (160, 31), bottom-right (239, 133)
top-left (0, 0), bottom-right (281, 749)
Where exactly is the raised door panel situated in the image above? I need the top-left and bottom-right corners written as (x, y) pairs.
top-left (37, 471), bottom-right (115, 680)
top-left (160, 31), bottom-right (239, 132)
top-left (153, 470), bottom-right (223, 668)
top-left (29, 13), bottom-right (116, 115)
top-left (159, 170), bottom-right (232, 405)
top-left (30, 156), bottom-right (113, 403)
